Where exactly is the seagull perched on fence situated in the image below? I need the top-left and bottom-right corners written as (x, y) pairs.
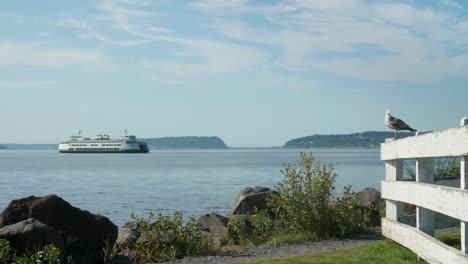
top-left (385, 109), bottom-right (417, 138)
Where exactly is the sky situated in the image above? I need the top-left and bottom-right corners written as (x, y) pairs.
top-left (0, 0), bottom-right (467, 147)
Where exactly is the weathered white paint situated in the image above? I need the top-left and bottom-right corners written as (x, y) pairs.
top-left (385, 160), bottom-right (403, 222)
top-left (382, 181), bottom-right (468, 222)
top-left (381, 126), bottom-right (468, 160)
top-left (381, 123), bottom-right (468, 262)
top-left (382, 218), bottom-right (468, 264)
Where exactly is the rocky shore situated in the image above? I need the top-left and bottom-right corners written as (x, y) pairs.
top-left (0, 187), bottom-right (383, 264)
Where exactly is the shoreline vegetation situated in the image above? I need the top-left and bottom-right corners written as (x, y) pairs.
top-left (0, 152), bottom-right (383, 264)
top-left (1, 152), bottom-right (458, 263)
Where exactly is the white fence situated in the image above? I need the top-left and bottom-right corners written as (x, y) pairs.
top-left (381, 118), bottom-right (468, 264)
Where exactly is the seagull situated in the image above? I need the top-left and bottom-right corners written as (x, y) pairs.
top-left (385, 109), bottom-right (417, 138)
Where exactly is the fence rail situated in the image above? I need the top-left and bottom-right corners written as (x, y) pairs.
top-left (381, 117), bottom-right (468, 264)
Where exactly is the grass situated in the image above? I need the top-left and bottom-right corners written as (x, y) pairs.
top-left (233, 233), bottom-right (462, 264)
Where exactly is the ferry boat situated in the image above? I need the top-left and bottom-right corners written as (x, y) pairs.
top-left (59, 129), bottom-right (149, 153)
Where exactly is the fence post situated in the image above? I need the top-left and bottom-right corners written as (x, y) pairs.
top-left (385, 160), bottom-right (403, 221)
top-left (416, 158), bottom-right (434, 236)
top-left (461, 156), bottom-right (468, 253)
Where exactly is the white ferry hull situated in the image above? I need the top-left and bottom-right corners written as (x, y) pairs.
top-left (58, 132), bottom-right (149, 153)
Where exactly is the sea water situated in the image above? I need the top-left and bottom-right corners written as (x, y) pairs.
top-left (0, 149), bottom-right (383, 226)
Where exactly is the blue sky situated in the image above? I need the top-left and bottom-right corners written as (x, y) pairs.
top-left (1, 0), bottom-right (467, 146)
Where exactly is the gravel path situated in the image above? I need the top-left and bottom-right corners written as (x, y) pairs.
top-left (159, 235), bottom-right (383, 264)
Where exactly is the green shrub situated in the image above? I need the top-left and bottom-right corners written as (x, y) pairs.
top-left (333, 186), bottom-right (370, 237)
top-left (130, 211), bottom-right (213, 263)
top-left (0, 239), bottom-right (69, 264)
top-left (0, 239), bottom-right (15, 263)
top-left (267, 152), bottom-right (369, 239)
top-left (225, 211), bottom-right (274, 246)
top-left (225, 153), bottom-right (370, 246)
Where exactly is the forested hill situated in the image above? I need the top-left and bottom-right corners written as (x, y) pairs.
top-left (143, 136), bottom-right (228, 149)
top-left (284, 131), bottom-right (414, 148)
top-left (0, 145), bottom-right (7, 149)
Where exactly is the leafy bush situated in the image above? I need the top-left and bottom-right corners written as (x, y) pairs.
top-left (130, 211), bottom-right (213, 263)
top-left (224, 153), bottom-right (370, 246)
top-left (267, 153), bottom-right (369, 239)
top-left (0, 239), bottom-right (70, 264)
top-left (225, 211), bottom-right (273, 246)
top-left (0, 239), bottom-right (15, 263)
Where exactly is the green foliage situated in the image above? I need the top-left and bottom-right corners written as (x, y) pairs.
top-left (268, 153), bottom-right (369, 239)
top-left (0, 239), bottom-right (15, 263)
top-left (0, 240), bottom-right (70, 264)
top-left (225, 153), bottom-right (370, 247)
top-left (225, 211), bottom-right (274, 246)
top-left (130, 211), bottom-right (212, 263)
top-left (334, 186), bottom-right (370, 237)
top-left (268, 153), bottom-right (337, 237)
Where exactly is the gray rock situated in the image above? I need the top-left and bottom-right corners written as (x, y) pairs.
top-left (0, 194), bottom-right (118, 264)
top-left (116, 222), bottom-right (140, 249)
top-left (355, 188), bottom-right (383, 226)
top-left (195, 213), bottom-right (229, 247)
top-left (356, 188), bottom-right (381, 209)
top-left (0, 218), bottom-right (64, 254)
top-left (228, 186), bottom-right (276, 216)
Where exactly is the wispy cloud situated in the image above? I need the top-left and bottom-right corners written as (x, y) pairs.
top-left (44, 0), bottom-right (468, 82)
top-left (0, 40), bottom-right (106, 67)
top-left (192, 0), bottom-right (468, 82)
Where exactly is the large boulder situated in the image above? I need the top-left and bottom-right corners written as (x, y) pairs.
top-left (355, 188), bottom-right (383, 226)
top-left (195, 213), bottom-right (229, 247)
top-left (228, 186), bottom-right (276, 217)
top-left (0, 218), bottom-right (64, 254)
top-left (0, 195), bottom-right (118, 264)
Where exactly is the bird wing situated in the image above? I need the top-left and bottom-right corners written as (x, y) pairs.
top-left (389, 116), bottom-right (415, 131)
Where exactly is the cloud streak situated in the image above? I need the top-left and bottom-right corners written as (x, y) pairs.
top-left (0, 41), bottom-right (106, 67)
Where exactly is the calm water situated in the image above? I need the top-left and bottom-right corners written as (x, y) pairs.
top-left (0, 149), bottom-right (383, 226)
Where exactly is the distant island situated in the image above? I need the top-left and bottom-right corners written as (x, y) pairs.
top-left (143, 136), bottom-right (228, 149)
top-left (1, 136), bottom-right (229, 150)
top-left (284, 131), bottom-right (414, 148)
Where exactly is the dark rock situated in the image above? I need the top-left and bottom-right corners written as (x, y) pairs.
top-left (0, 194), bottom-right (118, 264)
top-left (0, 218), bottom-right (64, 254)
top-left (195, 213), bottom-right (229, 247)
top-left (355, 188), bottom-right (383, 226)
top-left (228, 186), bottom-right (276, 216)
